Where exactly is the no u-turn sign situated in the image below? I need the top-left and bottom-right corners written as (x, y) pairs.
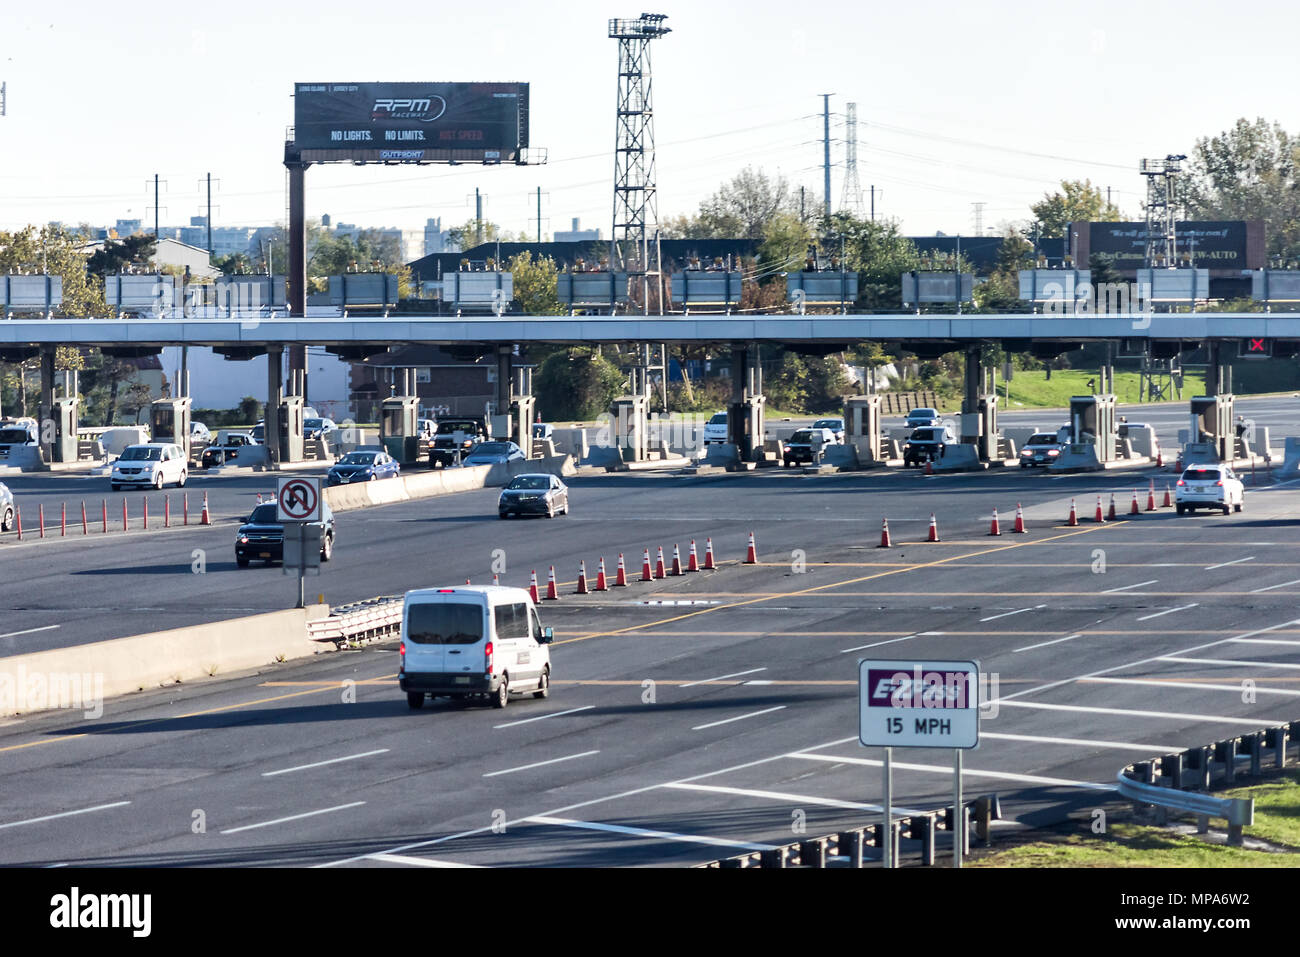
top-left (277, 477), bottom-right (322, 523)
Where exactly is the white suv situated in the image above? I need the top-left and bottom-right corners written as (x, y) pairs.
top-left (111, 443), bottom-right (188, 490)
top-left (1175, 464), bottom-right (1244, 516)
top-left (702, 411), bottom-right (728, 446)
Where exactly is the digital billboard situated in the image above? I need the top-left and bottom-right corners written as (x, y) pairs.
top-left (293, 82), bottom-right (529, 163)
top-left (1071, 220), bottom-right (1264, 274)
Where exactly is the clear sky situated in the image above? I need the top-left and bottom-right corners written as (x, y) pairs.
top-left (0, 0), bottom-right (1295, 242)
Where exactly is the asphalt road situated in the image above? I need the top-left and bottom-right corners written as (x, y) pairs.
top-left (2, 455), bottom-right (1299, 866)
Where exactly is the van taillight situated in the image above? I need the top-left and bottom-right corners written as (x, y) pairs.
top-left (399, 641), bottom-right (405, 669)
top-left (485, 640), bottom-right (494, 674)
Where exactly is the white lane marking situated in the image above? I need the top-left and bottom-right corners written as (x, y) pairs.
top-left (262, 749), bottom-right (390, 777)
top-left (494, 705), bottom-right (594, 729)
top-left (692, 705), bottom-right (786, 731)
top-left (996, 700), bottom-right (1284, 726)
top-left (979, 605), bottom-right (1045, 623)
top-left (220, 801), bottom-right (366, 835)
top-left (483, 750), bottom-right (600, 778)
top-left (0, 625), bottom-right (59, 640)
top-left (1136, 603), bottom-right (1199, 621)
top-left (1249, 578), bottom-right (1300, 594)
top-left (1232, 638), bottom-right (1300, 646)
top-left (526, 815), bottom-right (777, 851)
top-left (1101, 580), bottom-right (1158, 594)
top-left (980, 731), bottom-right (1184, 752)
top-left (666, 782), bottom-right (928, 817)
top-left (0, 801), bottom-right (130, 831)
top-left (1013, 633), bottom-right (1083, 653)
top-left (681, 667), bottom-right (766, 688)
top-left (1206, 557), bottom-right (1256, 571)
top-left (840, 634), bottom-right (918, 654)
top-left (1159, 656), bottom-right (1300, 671)
top-left (1084, 676), bottom-right (1300, 697)
top-left (790, 753), bottom-right (1114, 791)
top-left (370, 853), bottom-right (481, 868)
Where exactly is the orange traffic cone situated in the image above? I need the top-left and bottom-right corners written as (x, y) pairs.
top-left (1107, 494), bottom-right (1117, 521)
top-left (596, 557), bottom-right (608, 591)
top-left (925, 459), bottom-right (934, 476)
top-left (546, 565), bottom-right (559, 601)
top-left (200, 492), bottom-right (211, 526)
top-left (879, 518), bottom-right (892, 548)
top-left (688, 540), bottom-right (699, 572)
top-left (1094, 496), bottom-right (1105, 523)
top-left (1147, 480), bottom-right (1156, 512)
top-left (641, 548), bottom-right (653, 582)
top-left (704, 538), bottom-right (717, 570)
top-left (465, 578), bottom-right (471, 585)
top-left (1130, 490), bottom-right (1140, 516)
top-left (1163, 484), bottom-right (1172, 508)
top-left (1013, 502), bottom-right (1027, 533)
top-left (1067, 498), bottom-right (1078, 527)
top-left (616, 553), bottom-right (628, 586)
top-left (989, 509), bottom-right (1001, 536)
top-left (576, 561), bottom-right (589, 595)
top-left (927, 514), bottom-right (940, 542)
top-left (671, 544), bottom-right (683, 576)
top-left (493, 573), bottom-right (500, 586)
top-left (745, 532), bottom-right (757, 564)
top-left (1157, 449), bottom-right (1164, 468)
top-left (529, 569), bottom-right (540, 603)
top-left (655, 547), bottom-right (666, 579)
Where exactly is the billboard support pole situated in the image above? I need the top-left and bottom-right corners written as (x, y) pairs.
top-left (287, 152), bottom-right (309, 405)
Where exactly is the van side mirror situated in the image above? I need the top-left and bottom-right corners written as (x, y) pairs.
top-left (540, 626), bottom-right (554, 644)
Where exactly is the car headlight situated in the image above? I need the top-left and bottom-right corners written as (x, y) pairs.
top-left (238, 535), bottom-right (248, 543)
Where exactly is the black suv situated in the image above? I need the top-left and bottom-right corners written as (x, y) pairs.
top-left (429, 417), bottom-right (489, 468)
top-left (235, 501), bottom-right (335, 567)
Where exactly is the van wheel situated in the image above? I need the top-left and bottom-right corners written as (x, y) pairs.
top-left (177, 470), bottom-right (187, 488)
top-left (534, 667), bottom-right (550, 699)
top-left (321, 533), bottom-right (333, 562)
top-left (406, 692), bottom-right (425, 710)
top-left (154, 473), bottom-right (164, 490)
top-left (493, 676), bottom-right (509, 709)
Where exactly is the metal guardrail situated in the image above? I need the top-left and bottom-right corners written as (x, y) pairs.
top-left (696, 794), bottom-right (1001, 868)
top-left (1117, 720), bottom-right (1298, 845)
top-left (307, 595), bottom-right (402, 648)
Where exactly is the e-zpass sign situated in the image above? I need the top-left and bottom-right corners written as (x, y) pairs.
top-left (858, 659), bottom-right (980, 749)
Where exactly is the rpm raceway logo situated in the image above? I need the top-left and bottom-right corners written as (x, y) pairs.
top-left (371, 96), bottom-right (446, 122)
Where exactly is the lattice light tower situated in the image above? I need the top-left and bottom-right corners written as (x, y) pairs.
top-left (1140, 154), bottom-right (1186, 267)
top-left (839, 102), bottom-right (864, 216)
top-left (610, 13), bottom-right (670, 315)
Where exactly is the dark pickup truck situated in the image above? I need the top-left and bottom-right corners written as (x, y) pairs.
top-left (428, 417), bottom-right (489, 468)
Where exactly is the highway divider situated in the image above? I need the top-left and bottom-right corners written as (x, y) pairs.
top-left (323, 454), bottom-right (575, 513)
top-left (0, 605), bottom-right (333, 718)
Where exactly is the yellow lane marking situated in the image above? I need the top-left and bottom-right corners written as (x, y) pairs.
top-left (554, 522), bottom-right (1119, 647)
top-left (595, 590), bottom-right (1296, 598)
top-left (260, 679), bottom-right (395, 687)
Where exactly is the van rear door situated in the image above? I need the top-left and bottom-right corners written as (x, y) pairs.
top-left (404, 600), bottom-right (486, 677)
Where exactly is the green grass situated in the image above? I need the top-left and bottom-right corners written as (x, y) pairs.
top-left (971, 771), bottom-right (1300, 867)
top-left (998, 369), bottom-right (1207, 410)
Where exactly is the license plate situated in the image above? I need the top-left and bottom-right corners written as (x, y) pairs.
top-left (259, 552), bottom-right (271, 558)
top-left (454, 676), bottom-right (470, 684)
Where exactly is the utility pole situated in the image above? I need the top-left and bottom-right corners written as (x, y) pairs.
top-left (821, 93), bottom-right (833, 222)
top-left (0, 81), bottom-right (7, 117)
top-left (536, 187), bottom-right (542, 242)
top-left (475, 188), bottom-right (483, 247)
top-left (971, 202), bottom-right (986, 237)
top-left (870, 185), bottom-right (876, 222)
top-left (840, 102), bottom-right (863, 216)
top-left (206, 173), bottom-right (213, 257)
top-left (154, 174), bottom-right (161, 239)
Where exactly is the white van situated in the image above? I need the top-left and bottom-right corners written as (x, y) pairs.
top-left (399, 586), bottom-right (554, 710)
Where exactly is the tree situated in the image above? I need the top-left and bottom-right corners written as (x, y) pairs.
top-left (1184, 117), bottom-right (1300, 261)
top-left (508, 252), bottom-right (563, 315)
top-left (758, 210), bottom-right (815, 276)
top-left (693, 167), bottom-right (796, 239)
top-left (823, 212), bottom-right (921, 310)
top-left (974, 229), bottom-right (1034, 312)
top-left (0, 224), bottom-right (108, 317)
top-left (214, 252), bottom-right (254, 275)
top-left (86, 234), bottom-right (157, 276)
top-left (534, 350), bottom-right (625, 421)
top-left (1030, 179), bottom-right (1122, 238)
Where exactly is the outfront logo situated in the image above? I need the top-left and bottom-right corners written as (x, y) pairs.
top-left (372, 96), bottom-right (446, 122)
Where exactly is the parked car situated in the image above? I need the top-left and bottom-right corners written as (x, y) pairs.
top-left (903, 425), bottom-right (957, 467)
top-left (812, 418), bottom-right (846, 443)
top-left (905, 408), bottom-right (941, 429)
top-left (782, 427), bottom-right (838, 466)
top-left (463, 441), bottom-right (526, 466)
top-left (235, 500), bottom-right (335, 567)
top-left (190, 421), bottom-right (212, 444)
top-left (702, 411), bottom-right (729, 445)
top-left (499, 473), bottom-right (569, 519)
top-left (326, 449), bottom-right (400, 485)
top-left (399, 585), bottom-right (554, 710)
top-left (429, 417), bottom-right (489, 468)
top-left (201, 431), bottom-right (259, 469)
top-left (0, 483), bottom-right (14, 532)
top-left (251, 423), bottom-right (265, 444)
top-left (1019, 433), bottom-right (1064, 468)
top-left (304, 417), bottom-right (337, 440)
top-left (111, 443), bottom-right (188, 490)
top-left (1175, 464), bottom-right (1245, 516)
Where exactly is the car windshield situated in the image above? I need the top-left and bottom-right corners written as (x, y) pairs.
top-left (1027, 434), bottom-right (1058, 445)
top-left (507, 476), bottom-right (549, 490)
top-left (438, 421), bottom-right (479, 434)
top-left (708, 413), bottom-right (727, 425)
top-left (472, 443), bottom-right (510, 455)
top-left (0, 428), bottom-right (31, 444)
top-left (910, 409), bottom-right (936, 418)
top-left (406, 602), bottom-right (484, 645)
top-left (248, 504), bottom-right (279, 523)
top-left (790, 430), bottom-right (814, 442)
top-left (1183, 468), bottom-right (1221, 481)
top-left (305, 418), bottom-right (324, 429)
top-left (813, 419), bottom-right (842, 429)
top-left (120, 446), bottom-right (162, 461)
top-left (911, 429), bottom-right (939, 441)
top-left (340, 452), bottom-right (378, 465)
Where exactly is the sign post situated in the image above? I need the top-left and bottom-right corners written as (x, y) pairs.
top-left (859, 659), bottom-right (980, 868)
top-left (277, 477), bottom-right (322, 609)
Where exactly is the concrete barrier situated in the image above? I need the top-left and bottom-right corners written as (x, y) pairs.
top-left (932, 443), bottom-right (983, 472)
top-left (322, 454), bottom-right (575, 513)
top-left (1048, 443), bottom-right (1103, 472)
top-left (1280, 437), bottom-right (1300, 477)
top-left (0, 605), bottom-right (332, 717)
top-left (822, 444), bottom-right (860, 469)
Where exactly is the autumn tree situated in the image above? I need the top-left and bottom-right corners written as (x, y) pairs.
top-left (1029, 179), bottom-right (1122, 238)
top-left (508, 251), bottom-right (563, 315)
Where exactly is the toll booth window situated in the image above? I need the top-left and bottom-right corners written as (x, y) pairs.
top-left (406, 603), bottom-right (484, 645)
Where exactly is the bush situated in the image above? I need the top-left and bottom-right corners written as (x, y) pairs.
top-left (534, 351), bottom-right (626, 421)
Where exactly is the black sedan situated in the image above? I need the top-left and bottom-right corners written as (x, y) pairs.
top-left (498, 474), bottom-right (569, 519)
top-left (235, 501), bottom-right (335, 567)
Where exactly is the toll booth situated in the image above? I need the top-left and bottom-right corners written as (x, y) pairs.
top-left (51, 396), bottom-right (79, 463)
top-left (843, 395), bottom-right (882, 462)
top-left (380, 395), bottom-right (421, 463)
top-left (510, 395), bottom-right (537, 455)
top-left (1190, 395), bottom-right (1234, 462)
top-left (149, 396), bottom-right (192, 460)
top-left (610, 395), bottom-right (649, 463)
top-left (1069, 394), bottom-right (1117, 463)
top-left (728, 396), bottom-right (766, 461)
top-left (977, 394), bottom-right (999, 461)
top-left (278, 394), bottom-right (305, 464)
